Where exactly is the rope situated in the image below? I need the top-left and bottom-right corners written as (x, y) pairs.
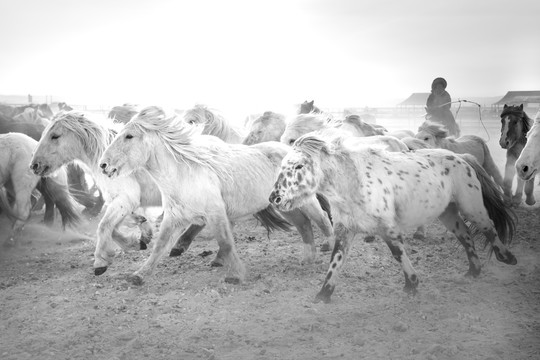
top-left (437, 99), bottom-right (490, 141)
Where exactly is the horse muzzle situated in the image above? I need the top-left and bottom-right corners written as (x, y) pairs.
top-left (516, 163), bottom-right (537, 181)
top-left (99, 162), bottom-right (118, 178)
top-left (29, 161), bottom-right (50, 176)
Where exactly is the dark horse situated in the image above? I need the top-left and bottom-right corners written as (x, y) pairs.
top-left (299, 100), bottom-right (322, 114)
top-left (499, 104), bottom-right (535, 206)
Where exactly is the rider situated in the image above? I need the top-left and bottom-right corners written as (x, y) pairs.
top-left (426, 77), bottom-right (460, 137)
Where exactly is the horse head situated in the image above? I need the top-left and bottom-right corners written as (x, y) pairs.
top-left (270, 135), bottom-right (328, 211)
top-left (499, 104), bottom-right (530, 149)
top-left (299, 100), bottom-right (321, 115)
top-left (243, 111), bottom-right (286, 145)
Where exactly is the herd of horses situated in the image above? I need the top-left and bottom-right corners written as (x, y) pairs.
top-left (1, 99), bottom-right (539, 303)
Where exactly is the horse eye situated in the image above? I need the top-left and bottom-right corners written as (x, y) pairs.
top-left (289, 139), bottom-right (295, 145)
top-left (51, 134), bottom-right (60, 140)
top-left (125, 134), bottom-right (133, 139)
top-left (188, 120), bottom-right (196, 125)
top-left (295, 164), bottom-right (304, 170)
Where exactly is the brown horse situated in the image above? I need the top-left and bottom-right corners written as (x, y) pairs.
top-left (499, 104), bottom-right (535, 206)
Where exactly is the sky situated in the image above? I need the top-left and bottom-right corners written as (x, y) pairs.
top-left (0, 0), bottom-right (539, 115)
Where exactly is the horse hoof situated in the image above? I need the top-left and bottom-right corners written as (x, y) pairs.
top-left (526, 198), bottom-right (536, 206)
top-left (364, 235), bottom-right (376, 243)
top-left (314, 292), bottom-right (332, 304)
top-left (403, 286), bottom-right (418, 296)
top-left (169, 248), bottom-right (185, 257)
top-left (139, 241), bottom-right (147, 250)
top-left (413, 232), bottom-right (425, 240)
top-left (127, 274), bottom-right (144, 286)
top-left (224, 276), bottom-right (240, 285)
top-left (94, 267), bottom-right (108, 276)
top-left (465, 268), bottom-right (481, 278)
top-left (211, 259), bottom-right (224, 267)
top-left (320, 243), bottom-right (331, 252)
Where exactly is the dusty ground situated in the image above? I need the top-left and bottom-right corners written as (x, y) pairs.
top-left (1, 198), bottom-right (539, 360)
top-left (1, 115), bottom-right (540, 360)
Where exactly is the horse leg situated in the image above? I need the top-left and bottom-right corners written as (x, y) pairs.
top-left (297, 195), bottom-right (334, 251)
top-left (94, 197), bottom-right (139, 275)
top-left (502, 156), bottom-right (517, 202)
top-left (206, 212), bottom-right (246, 284)
top-left (437, 203), bottom-right (481, 277)
top-left (279, 209), bottom-right (317, 264)
top-left (315, 223), bottom-right (354, 303)
top-left (513, 176), bottom-right (525, 205)
top-left (412, 225), bottom-right (426, 240)
top-left (5, 193), bottom-right (31, 246)
top-left (169, 224), bottom-right (206, 257)
top-left (524, 178), bottom-right (536, 206)
top-left (42, 189), bottom-right (55, 226)
top-left (128, 211), bottom-right (153, 250)
top-left (456, 198), bottom-right (517, 266)
top-left (380, 230), bottom-right (418, 294)
top-left (128, 214), bottom-right (185, 285)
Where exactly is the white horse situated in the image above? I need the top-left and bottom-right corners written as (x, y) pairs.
top-left (1, 133), bottom-right (80, 244)
top-left (515, 109), bottom-right (540, 182)
top-left (269, 134), bottom-right (517, 303)
top-left (99, 106), bottom-right (333, 285)
top-left (243, 111), bottom-right (286, 145)
top-left (30, 111), bottom-right (160, 275)
top-left (182, 104), bottom-right (245, 143)
top-left (416, 120), bottom-right (504, 188)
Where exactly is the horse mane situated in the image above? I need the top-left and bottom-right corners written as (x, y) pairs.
top-left (417, 120), bottom-right (451, 139)
top-left (287, 113), bottom-right (338, 134)
top-left (183, 104), bottom-right (244, 141)
top-left (294, 134), bottom-right (331, 157)
top-left (259, 111), bottom-right (285, 125)
top-left (49, 111), bottom-right (118, 166)
top-left (501, 104), bottom-right (532, 135)
top-left (131, 106), bottom-right (231, 179)
top-left (342, 114), bottom-right (385, 135)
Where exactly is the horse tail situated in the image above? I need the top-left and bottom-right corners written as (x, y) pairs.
top-left (316, 193), bottom-right (333, 225)
top-left (37, 177), bottom-right (81, 229)
top-left (461, 154), bottom-right (517, 247)
top-left (253, 205), bottom-right (292, 236)
top-left (478, 140), bottom-right (504, 188)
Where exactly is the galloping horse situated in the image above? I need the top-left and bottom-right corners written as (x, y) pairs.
top-left (269, 134), bottom-right (517, 303)
top-left (99, 106), bottom-right (333, 285)
top-left (30, 111), bottom-right (159, 275)
top-left (515, 110), bottom-right (540, 181)
top-left (499, 104), bottom-right (535, 205)
top-left (182, 104), bottom-right (245, 143)
top-left (243, 111), bottom-right (286, 145)
top-left (416, 121), bottom-right (504, 187)
top-left (0, 133), bottom-right (80, 244)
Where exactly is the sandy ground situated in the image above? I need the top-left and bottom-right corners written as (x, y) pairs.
top-left (1, 192), bottom-right (540, 360)
top-left (1, 115), bottom-right (540, 360)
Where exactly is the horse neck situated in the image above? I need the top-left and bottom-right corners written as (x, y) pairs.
top-left (82, 127), bottom-right (115, 176)
top-left (315, 152), bottom-right (356, 204)
top-left (143, 140), bottom-right (197, 194)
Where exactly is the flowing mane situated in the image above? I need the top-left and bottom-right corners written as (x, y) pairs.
top-left (130, 107), bottom-right (231, 179)
top-left (417, 120), bottom-right (452, 139)
top-left (47, 111), bottom-right (118, 167)
top-left (182, 104), bottom-right (244, 143)
top-left (288, 113), bottom-right (338, 133)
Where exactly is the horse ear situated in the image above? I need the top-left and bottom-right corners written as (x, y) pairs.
top-left (519, 104), bottom-right (524, 110)
top-left (503, 104), bottom-right (508, 109)
top-left (309, 100), bottom-right (314, 106)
